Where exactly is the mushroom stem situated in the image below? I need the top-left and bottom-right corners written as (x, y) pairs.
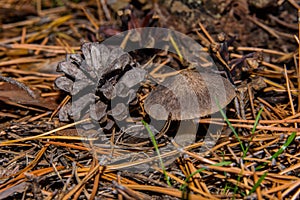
top-left (173, 119), bottom-right (198, 146)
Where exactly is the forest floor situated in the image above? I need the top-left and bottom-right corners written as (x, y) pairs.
top-left (0, 0), bottom-right (300, 199)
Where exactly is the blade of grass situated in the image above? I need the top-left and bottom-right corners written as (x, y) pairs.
top-left (251, 108), bottom-right (263, 134)
top-left (214, 97), bottom-right (246, 154)
top-left (233, 174), bottom-right (242, 198)
top-left (243, 108), bottom-right (263, 158)
top-left (248, 172), bottom-right (268, 195)
top-left (256, 132), bottom-right (296, 170)
top-left (169, 34), bottom-right (183, 63)
top-left (270, 132), bottom-right (296, 159)
top-left (142, 120), bottom-right (172, 186)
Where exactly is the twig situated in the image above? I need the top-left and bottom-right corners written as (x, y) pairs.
top-left (247, 16), bottom-right (280, 39)
top-left (268, 14), bottom-right (298, 30)
top-left (0, 75), bottom-right (36, 98)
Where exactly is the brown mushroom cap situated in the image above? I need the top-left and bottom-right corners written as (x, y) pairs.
top-left (144, 70), bottom-right (236, 120)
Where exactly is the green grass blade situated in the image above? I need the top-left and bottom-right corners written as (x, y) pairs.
top-left (214, 97), bottom-right (246, 154)
top-left (256, 132), bottom-right (296, 170)
top-left (233, 174), bottom-right (242, 198)
top-left (270, 132), bottom-right (296, 160)
top-left (142, 120), bottom-right (172, 186)
top-left (244, 108), bottom-right (263, 158)
top-left (248, 172), bottom-right (268, 195)
top-left (251, 108), bottom-right (263, 134)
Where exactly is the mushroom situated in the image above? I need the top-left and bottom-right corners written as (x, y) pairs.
top-left (144, 70), bottom-right (236, 145)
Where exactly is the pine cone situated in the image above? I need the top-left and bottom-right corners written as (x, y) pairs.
top-left (55, 42), bottom-right (147, 132)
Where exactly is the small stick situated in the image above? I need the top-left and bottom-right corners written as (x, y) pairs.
top-left (36, 0), bottom-right (42, 16)
top-left (100, 0), bottom-right (111, 21)
top-left (96, 0), bottom-right (104, 22)
top-left (0, 75), bottom-right (36, 98)
top-left (287, 0), bottom-right (300, 9)
top-left (80, 5), bottom-right (99, 30)
top-left (247, 16), bottom-right (280, 39)
top-left (117, 172), bottom-right (123, 200)
top-left (50, 95), bottom-right (70, 121)
top-left (257, 97), bottom-right (284, 119)
top-left (252, 166), bottom-right (263, 200)
top-left (195, 29), bottom-right (211, 47)
top-left (21, 27), bottom-right (26, 44)
top-left (5, 43), bottom-right (80, 54)
top-left (231, 53), bottom-right (294, 73)
top-left (247, 84), bottom-right (256, 119)
top-left (34, 37), bottom-right (49, 55)
top-left (0, 57), bottom-right (44, 67)
top-left (29, 111), bottom-right (51, 122)
top-left (284, 65), bottom-right (297, 128)
top-left (297, 8), bottom-right (300, 112)
top-left (233, 47), bottom-right (287, 56)
top-left (1, 68), bottom-right (60, 77)
top-left (1, 17), bottom-right (42, 30)
top-left (268, 14), bottom-right (298, 30)
top-left (201, 116), bottom-right (300, 124)
top-left (198, 22), bottom-right (215, 43)
top-left (4, 101), bottom-right (45, 112)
